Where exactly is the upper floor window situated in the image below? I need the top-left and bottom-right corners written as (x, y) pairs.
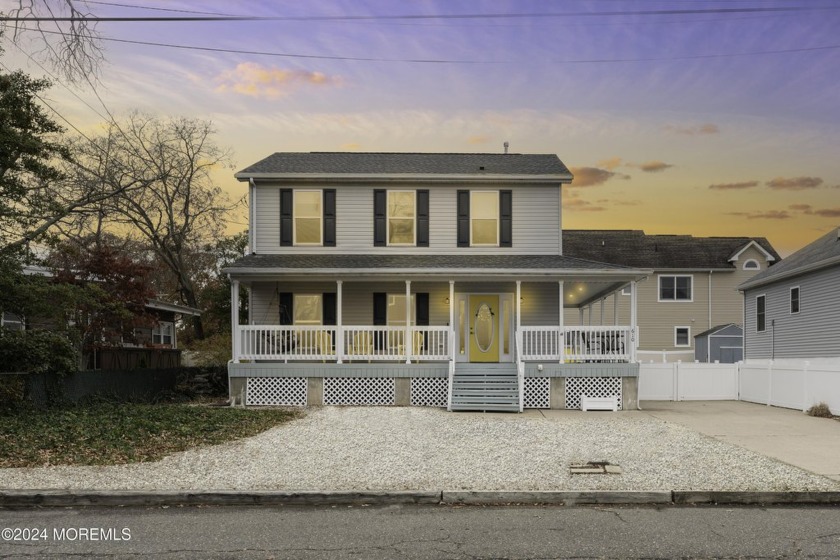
top-left (294, 190), bottom-right (322, 245)
top-left (790, 286), bottom-right (800, 314)
top-left (659, 275), bottom-right (692, 301)
top-left (280, 189), bottom-right (335, 247)
top-left (756, 294), bottom-right (766, 332)
top-left (388, 191), bottom-right (416, 245)
top-left (471, 191), bottom-right (499, 246)
top-left (743, 259), bottom-right (760, 270)
top-left (457, 190), bottom-right (512, 248)
top-left (374, 189), bottom-right (429, 247)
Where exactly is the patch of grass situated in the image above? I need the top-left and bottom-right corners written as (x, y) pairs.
top-left (806, 402), bottom-right (833, 418)
top-left (0, 401), bottom-right (301, 468)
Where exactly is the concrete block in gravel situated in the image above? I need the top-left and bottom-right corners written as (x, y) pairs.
top-left (442, 491), bottom-right (672, 505)
top-left (673, 491), bottom-right (840, 505)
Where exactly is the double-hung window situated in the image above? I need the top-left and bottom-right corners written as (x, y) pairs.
top-left (152, 322), bottom-right (174, 345)
top-left (659, 275), bottom-right (692, 301)
top-left (280, 189), bottom-right (335, 247)
top-left (790, 287), bottom-right (800, 314)
top-left (470, 191), bottom-right (499, 246)
top-left (1, 311), bottom-right (23, 331)
top-left (756, 295), bottom-right (766, 332)
top-left (675, 326), bottom-right (690, 347)
top-left (388, 191), bottom-right (415, 245)
top-left (457, 190), bottom-right (512, 247)
top-left (294, 294), bottom-right (323, 325)
top-left (294, 190), bottom-right (322, 245)
top-left (387, 294), bottom-right (416, 326)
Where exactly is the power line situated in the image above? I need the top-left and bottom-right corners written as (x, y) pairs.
top-left (83, 1), bottom-right (236, 17)
top-left (3, 5), bottom-right (839, 22)
top-left (19, 25), bottom-right (840, 64)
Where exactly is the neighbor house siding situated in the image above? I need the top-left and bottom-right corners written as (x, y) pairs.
top-left (744, 265), bottom-right (840, 359)
top-left (253, 183), bottom-right (561, 255)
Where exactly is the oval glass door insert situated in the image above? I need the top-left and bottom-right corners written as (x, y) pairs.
top-left (474, 303), bottom-right (495, 352)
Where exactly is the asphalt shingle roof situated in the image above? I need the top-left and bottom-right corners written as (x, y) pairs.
top-left (236, 152), bottom-right (572, 177)
top-left (739, 227), bottom-right (840, 289)
top-left (225, 253), bottom-right (633, 273)
top-left (562, 230), bottom-right (780, 269)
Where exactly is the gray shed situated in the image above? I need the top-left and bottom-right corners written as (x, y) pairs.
top-left (694, 324), bottom-right (743, 363)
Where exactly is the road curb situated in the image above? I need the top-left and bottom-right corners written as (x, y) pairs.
top-left (3, 490), bottom-right (840, 508)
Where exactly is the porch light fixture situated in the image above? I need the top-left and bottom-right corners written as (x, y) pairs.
top-left (444, 297), bottom-right (450, 304)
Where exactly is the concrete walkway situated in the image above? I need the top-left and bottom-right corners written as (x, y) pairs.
top-left (636, 400), bottom-right (840, 482)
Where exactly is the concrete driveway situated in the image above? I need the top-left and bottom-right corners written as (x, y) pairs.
top-left (638, 400), bottom-right (840, 482)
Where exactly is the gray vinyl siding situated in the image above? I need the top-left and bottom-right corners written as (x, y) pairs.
top-left (253, 183), bottom-right (561, 255)
top-left (744, 265), bottom-right (840, 359)
top-left (247, 281), bottom-right (562, 326)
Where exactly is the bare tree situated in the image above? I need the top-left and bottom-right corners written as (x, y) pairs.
top-left (67, 113), bottom-right (239, 339)
top-left (1, 1), bottom-right (104, 84)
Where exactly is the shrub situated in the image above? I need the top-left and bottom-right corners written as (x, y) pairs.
top-left (806, 402), bottom-right (833, 418)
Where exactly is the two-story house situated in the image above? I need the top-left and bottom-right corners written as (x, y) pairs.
top-left (225, 153), bottom-right (650, 411)
top-left (562, 230), bottom-right (780, 362)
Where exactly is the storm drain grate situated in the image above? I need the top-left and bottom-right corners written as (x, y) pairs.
top-left (569, 461), bottom-right (622, 475)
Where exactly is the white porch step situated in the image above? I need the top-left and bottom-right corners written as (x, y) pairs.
top-left (449, 363), bottom-right (520, 413)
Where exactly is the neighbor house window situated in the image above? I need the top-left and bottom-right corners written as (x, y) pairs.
top-left (471, 191), bottom-right (499, 246)
top-left (294, 294), bottom-right (322, 325)
top-left (790, 287), bottom-right (800, 314)
top-left (659, 275), bottom-right (692, 301)
top-left (756, 295), bottom-right (766, 332)
top-left (675, 326), bottom-right (690, 347)
top-left (294, 190), bottom-right (322, 245)
top-left (1, 311), bottom-right (23, 331)
top-left (743, 259), bottom-right (760, 270)
top-left (152, 322), bottom-right (174, 345)
top-left (387, 294), bottom-right (415, 326)
top-left (388, 191), bottom-right (415, 245)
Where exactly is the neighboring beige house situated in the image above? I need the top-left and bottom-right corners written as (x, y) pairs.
top-left (225, 152), bottom-right (651, 411)
top-left (562, 230), bottom-right (780, 362)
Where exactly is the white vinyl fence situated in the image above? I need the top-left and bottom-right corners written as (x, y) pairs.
top-left (639, 358), bottom-right (840, 413)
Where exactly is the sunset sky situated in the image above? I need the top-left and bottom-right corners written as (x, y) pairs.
top-left (3, 0), bottom-right (840, 255)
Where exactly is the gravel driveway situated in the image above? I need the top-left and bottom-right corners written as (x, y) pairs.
top-left (2, 407), bottom-right (838, 492)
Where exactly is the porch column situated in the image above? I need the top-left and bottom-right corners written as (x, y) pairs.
top-left (558, 281), bottom-right (565, 364)
top-left (449, 280), bottom-right (455, 360)
top-left (588, 305), bottom-right (592, 325)
top-left (230, 277), bottom-right (240, 362)
top-left (579, 307), bottom-right (584, 325)
top-left (600, 297), bottom-right (605, 326)
top-left (515, 281), bottom-right (521, 332)
top-left (614, 291), bottom-right (619, 325)
top-left (405, 280), bottom-right (412, 364)
top-left (336, 280), bottom-right (343, 364)
top-left (630, 280), bottom-right (638, 362)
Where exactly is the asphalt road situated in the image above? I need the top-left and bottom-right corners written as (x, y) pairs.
top-left (2, 504), bottom-right (840, 559)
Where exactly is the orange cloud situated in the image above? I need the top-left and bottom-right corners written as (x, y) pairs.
top-left (665, 123), bottom-right (720, 136)
top-left (467, 135), bottom-right (491, 145)
top-left (810, 208), bottom-right (840, 217)
top-left (564, 198), bottom-right (605, 212)
top-left (789, 204), bottom-right (812, 211)
top-left (569, 166), bottom-right (629, 187)
top-left (766, 176), bottom-right (823, 190)
top-left (709, 181), bottom-right (759, 190)
top-left (597, 157), bottom-right (622, 170)
top-left (637, 160), bottom-right (674, 173)
top-left (727, 210), bottom-right (792, 220)
top-left (215, 63), bottom-right (341, 98)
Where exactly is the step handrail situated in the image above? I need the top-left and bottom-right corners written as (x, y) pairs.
top-left (515, 330), bottom-right (524, 412)
top-left (447, 327), bottom-right (455, 411)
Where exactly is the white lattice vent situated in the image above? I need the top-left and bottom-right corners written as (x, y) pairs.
top-left (324, 377), bottom-right (395, 406)
top-left (246, 377), bottom-right (307, 406)
top-left (524, 377), bottom-right (551, 409)
top-left (411, 377), bottom-right (448, 407)
top-left (565, 377), bottom-right (622, 410)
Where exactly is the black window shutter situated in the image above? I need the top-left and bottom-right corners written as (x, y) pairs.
top-left (322, 293), bottom-right (337, 325)
top-left (416, 190), bottom-right (429, 247)
top-left (323, 189), bottom-right (336, 247)
top-left (457, 190), bottom-right (470, 247)
top-left (280, 189), bottom-right (293, 246)
top-left (373, 190), bottom-right (386, 246)
top-left (373, 292), bottom-right (387, 352)
top-left (278, 292), bottom-right (293, 325)
top-left (500, 190), bottom-right (512, 247)
top-left (416, 293), bottom-right (429, 326)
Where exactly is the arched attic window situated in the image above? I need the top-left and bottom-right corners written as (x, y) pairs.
top-left (743, 259), bottom-right (760, 270)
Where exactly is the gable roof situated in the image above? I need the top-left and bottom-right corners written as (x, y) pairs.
top-left (694, 323), bottom-right (742, 338)
top-left (739, 227), bottom-right (840, 291)
top-left (235, 152), bottom-right (573, 182)
top-left (562, 230), bottom-right (780, 270)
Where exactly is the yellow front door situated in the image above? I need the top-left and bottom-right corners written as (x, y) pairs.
top-left (469, 295), bottom-right (500, 362)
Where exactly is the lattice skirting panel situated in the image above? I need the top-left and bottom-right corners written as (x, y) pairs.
top-left (524, 377), bottom-right (551, 409)
top-left (410, 377), bottom-right (448, 408)
top-left (324, 377), bottom-right (395, 406)
top-left (246, 377), bottom-right (307, 406)
top-left (565, 377), bottom-right (622, 410)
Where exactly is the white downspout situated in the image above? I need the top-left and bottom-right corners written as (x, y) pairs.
top-left (249, 178), bottom-right (257, 253)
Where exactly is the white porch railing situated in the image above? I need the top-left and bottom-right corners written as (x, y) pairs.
top-left (237, 325), bottom-right (451, 362)
top-left (520, 326), bottom-right (634, 362)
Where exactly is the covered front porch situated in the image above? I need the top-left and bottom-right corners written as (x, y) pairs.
top-left (225, 254), bottom-right (649, 411)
